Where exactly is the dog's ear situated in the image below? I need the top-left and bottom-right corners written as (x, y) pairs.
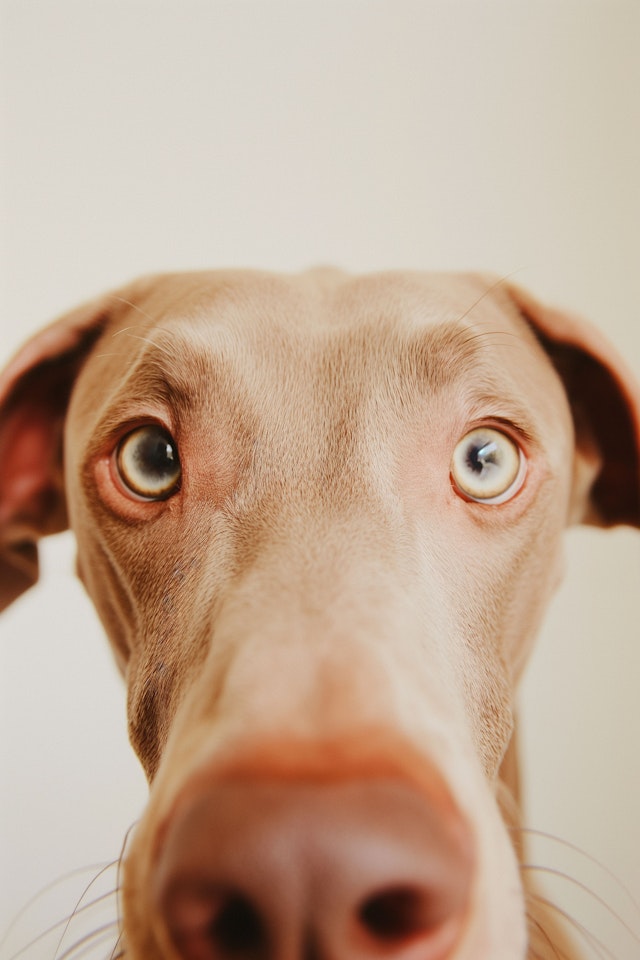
top-left (506, 283), bottom-right (640, 528)
top-left (0, 296), bottom-right (111, 612)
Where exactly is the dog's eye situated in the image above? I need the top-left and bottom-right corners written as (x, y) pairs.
top-left (451, 427), bottom-right (525, 504)
top-left (115, 425), bottom-right (181, 500)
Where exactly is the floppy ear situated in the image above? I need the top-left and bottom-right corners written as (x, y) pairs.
top-left (506, 283), bottom-right (640, 528)
top-left (0, 296), bottom-right (111, 612)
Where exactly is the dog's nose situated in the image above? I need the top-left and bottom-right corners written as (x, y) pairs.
top-left (153, 778), bottom-right (474, 960)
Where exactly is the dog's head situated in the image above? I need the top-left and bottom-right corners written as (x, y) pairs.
top-left (1, 271), bottom-right (638, 959)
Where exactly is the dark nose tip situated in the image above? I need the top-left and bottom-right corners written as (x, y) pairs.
top-left (154, 779), bottom-right (474, 960)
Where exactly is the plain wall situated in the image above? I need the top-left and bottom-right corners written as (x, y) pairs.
top-left (1, 2), bottom-right (638, 957)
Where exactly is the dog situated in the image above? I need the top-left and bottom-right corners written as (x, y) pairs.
top-left (1, 269), bottom-right (638, 959)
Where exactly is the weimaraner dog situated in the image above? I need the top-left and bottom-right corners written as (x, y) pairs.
top-left (0, 270), bottom-right (638, 960)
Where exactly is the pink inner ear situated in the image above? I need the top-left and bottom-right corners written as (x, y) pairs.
top-left (504, 281), bottom-right (640, 527)
top-left (0, 399), bottom-right (66, 531)
top-left (0, 299), bottom-right (108, 611)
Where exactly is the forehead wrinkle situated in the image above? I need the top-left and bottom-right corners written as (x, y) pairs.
top-left (138, 328), bottom-right (237, 408)
top-left (143, 317), bottom-right (538, 432)
top-left (89, 298), bottom-right (545, 447)
top-left (402, 321), bottom-right (518, 396)
top-left (401, 321), bottom-right (546, 435)
top-left (87, 324), bottom-right (250, 445)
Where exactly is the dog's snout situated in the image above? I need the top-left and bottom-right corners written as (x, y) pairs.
top-left (153, 778), bottom-right (473, 960)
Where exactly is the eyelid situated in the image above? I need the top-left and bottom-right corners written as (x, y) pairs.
top-left (84, 401), bottom-right (178, 457)
top-left (472, 401), bottom-right (544, 457)
top-left (465, 415), bottom-right (535, 452)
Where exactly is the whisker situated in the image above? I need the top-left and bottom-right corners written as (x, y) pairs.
top-left (108, 296), bottom-right (157, 326)
top-left (4, 889), bottom-right (119, 960)
top-left (526, 909), bottom-right (568, 960)
top-left (528, 892), bottom-right (617, 960)
top-left (514, 826), bottom-right (640, 918)
top-left (455, 270), bottom-right (523, 326)
top-left (2, 822), bottom-right (137, 960)
top-left (106, 931), bottom-right (125, 960)
top-left (54, 862), bottom-right (121, 959)
top-left (106, 821), bottom-right (138, 960)
top-left (56, 923), bottom-right (120, 960)
top-left (0, 863), bottom-right (114, 955)
top-left (91, 352), bottom-right (132, 362)
top-left (521, 864), bottom-right (640, 945)
top-left (92, 320), bottom-right (176, 369)
top-left (461, 329), bottom-right (527, 345)
top-left (114, 332), bottom-right (164, 351)
top-left (453, 269), bottom-right (554, 362)
top-left (459, 329), bottom-right (542, 358)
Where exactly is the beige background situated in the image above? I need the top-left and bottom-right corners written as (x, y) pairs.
top-left (1, 2), bottom-right (639, 958)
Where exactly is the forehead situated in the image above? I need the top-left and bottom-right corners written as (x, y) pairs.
top-left (69, 269), bottom-right (574, 509)
top-left (82, 269), bottom-right (567, 446)
top-left (104, 269), bottom-right (544, 382)
top-left (117, 269), bottom-right (529, 339)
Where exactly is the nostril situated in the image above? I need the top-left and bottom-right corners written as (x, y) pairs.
top-left (211, 893), bottom-right (266, 955)
top-left (153, 777), bottom-right (474, 960)
top-left (164, 884), bottom-right (268, 959)
top-left (359, 886), bottom-right (432, 942)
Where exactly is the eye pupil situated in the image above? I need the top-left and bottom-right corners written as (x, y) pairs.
top-left (467, 440), bottom-right (498, 473)
top-left (136, 436), bottom-right (175, 475)
top-left (116, 425), bottom-right (181, 500)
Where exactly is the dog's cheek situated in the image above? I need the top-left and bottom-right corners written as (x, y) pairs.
top-left (434, 494), bottom-right (567, 777)
top-left (74, 544), bottom-right (134, 672)
top-left (452, 595), bottom-right (515, 779)
top-left (127, 660), bottom-right (174, 780)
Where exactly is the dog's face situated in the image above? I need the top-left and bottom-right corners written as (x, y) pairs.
top-left (65, 271), bottom-right (571, 778)
top-left (1, 270), bottom-right (638, 959)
